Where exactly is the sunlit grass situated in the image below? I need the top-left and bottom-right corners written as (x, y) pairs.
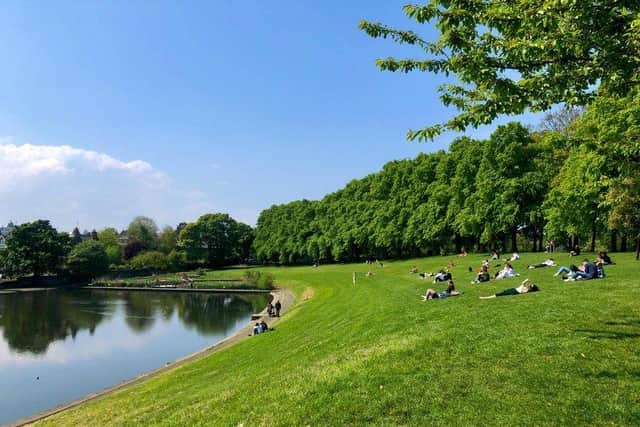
top-left (38, 252), bottom-right (640, 426)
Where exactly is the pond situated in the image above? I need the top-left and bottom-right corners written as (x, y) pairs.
top-left (0, 289), bottom-right (270, 425)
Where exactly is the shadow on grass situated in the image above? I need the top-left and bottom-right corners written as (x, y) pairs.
top-left (574, 329), bottom-right (640, 340)
top-left (584, 369), bottom-right (640, 379)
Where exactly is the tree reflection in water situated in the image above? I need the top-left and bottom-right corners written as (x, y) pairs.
top-left (0, 290), bottom-right (268, 354)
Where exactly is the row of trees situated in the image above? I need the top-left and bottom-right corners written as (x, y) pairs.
top-left (0, 213), bottom-right (254, 280)
top-left (254, 92), bottom-right (640, 264)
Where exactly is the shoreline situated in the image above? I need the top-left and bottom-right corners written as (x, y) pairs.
top-left (8, 288), bottom-right (295, 427)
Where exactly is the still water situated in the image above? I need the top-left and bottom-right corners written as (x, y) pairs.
top-left (0, 289), bottom-right (269, 425)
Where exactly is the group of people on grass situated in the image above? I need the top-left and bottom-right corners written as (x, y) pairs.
top-left (253, 320), bottom-right (270, 335)
top-left (419, 250), bottom-right (615, 302)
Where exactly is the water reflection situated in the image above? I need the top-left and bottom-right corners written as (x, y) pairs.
top-left (0, 289), bottom-right (268, 425)
top-left (0, 290), bottom-right (268, 354)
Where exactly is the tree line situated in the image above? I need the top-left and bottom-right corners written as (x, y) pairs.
top-left (254, 91), bottom-right (640, 264)
top-left (0, 213), bottom-right (254, 281)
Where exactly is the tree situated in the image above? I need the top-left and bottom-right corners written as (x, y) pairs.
top-left (126, 216), bottom-right (159, 248)
top-left (360, 2), bottom-right (640, 140)
top-left (97, 228), bottom-right (119, 247)
top-left (66, 240), bottom-right (109, 278)
top-left (158, 226), bottom-right (177, 254)
top-left (178, 213), bottom-right (249, 266)
top-left (544, 149), bottom-right (607, 252)
top-left (124, 240), bottom-right (147, 260)
top-left (105, 245), bottom-right (122, 266)
top-left (606, 176), bottom-right (640, 260)
top-left (3, 220), bottom-right (69, 279)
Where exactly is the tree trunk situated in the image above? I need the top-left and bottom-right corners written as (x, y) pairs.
top-left (539, 232), bottom-right (544, 253)
top-left (636, 233), bottom-right (640, 261)
top-left (621, 235), bottom-right (628, 252)
top-left (532, 229), bottom-right (538, 252)
top-left (511, 226), bottom-right (518, 253)
top-left (591, 218), bottom-right (597, 253)
top-left (610, 230), bottom-right (618, 252)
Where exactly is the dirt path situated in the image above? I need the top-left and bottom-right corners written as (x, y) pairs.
top-left (11, 288), bottom-right (295, 427)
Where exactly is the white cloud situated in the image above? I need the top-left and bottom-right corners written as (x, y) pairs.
top-left (0, 141), bottom-right (217, 230)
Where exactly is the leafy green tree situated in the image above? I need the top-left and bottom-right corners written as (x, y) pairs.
top-left (4, 220), bottom-right (69, 279)
top-left (105, 244), bottom-right (122, 266)
top-left (158, 226), bottom-right (177, 254)
top-left (178, 213), bottom-right (250, 266)
top-left (66, 240), bottom-right (109, 278)
top-left (124, 240), bottom-right (147, 260)
top-left (360, 2), bottom-right (640, 140)
top-left (544, 149), bottom-right (607, 251)
top-left (97, 228), bottom-right (119, 247)
top-left (605, 176), bottom-right (640, 259)
top-left (126, 216), bottom-right (159, 249)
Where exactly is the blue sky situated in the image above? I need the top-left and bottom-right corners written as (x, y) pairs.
top-left (0, 1), bottom-right (542, 231)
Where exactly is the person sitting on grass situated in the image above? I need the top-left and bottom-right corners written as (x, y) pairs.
top-left (598, 251), bottom-right (614, 265)
top-left (491, 250), bottom-right (500, 260)
top-left (570, 259), bottom-right (597, 281)
top-left (422, 280), bottom-right (461, 300)
top-left (253, 323), bottom-right (262, 335)
top-left (480, 279), bottom-right (540, 299)
top-left (528, 258), bottom-right (556, 269)
top-left (471, 265), bottom-right (491, 284)
top-left (494, 262), bottom-right (517, 280)
top-left (410, 266), bottom-right (418, 274)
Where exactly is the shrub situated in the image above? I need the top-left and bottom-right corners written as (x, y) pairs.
top-left (128, 251), bottom-right (170, 272)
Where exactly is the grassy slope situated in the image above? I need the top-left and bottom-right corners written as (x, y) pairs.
top-left (38, 253), bottom-right (640, 426)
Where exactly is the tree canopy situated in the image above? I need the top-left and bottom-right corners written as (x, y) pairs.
top-left (66, 240), bottom-right (109, 278)
top-left (360, 1), bottom-right (640, 140)
top-left (3, 220), bottom-right (69, 279)
top-left (178, 213), bottom-right (253, 267)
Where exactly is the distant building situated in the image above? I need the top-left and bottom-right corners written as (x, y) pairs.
top-left (0, 221), bottom-right (15, 249)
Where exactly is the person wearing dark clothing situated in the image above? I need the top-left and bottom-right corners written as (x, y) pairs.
top-left (572, 260), bottom-right (597, 280)
top-left (275, 300), bottom-right (282, 317)
top-left (480, 279), bottom-right (540, 299)
top-left (267, 302), bottom-right (274, 317)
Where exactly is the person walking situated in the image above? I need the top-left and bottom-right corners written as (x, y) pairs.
top-left (275, 300), bottom-right (282, 317)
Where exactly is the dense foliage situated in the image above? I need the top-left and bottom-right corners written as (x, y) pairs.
top-left (254, 97), bottom-right (640, 264)
top-left (66, 240), bottom-right (109, 278)
top-left (2, 220), bottom-right (69, 279)
top-left (360, 1), bottom-right (640, 140)
top-left (177, 213), bottom-right (254, 267)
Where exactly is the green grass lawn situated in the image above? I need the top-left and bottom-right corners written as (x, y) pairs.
top-left (38, 253), bottom-right (640, 426)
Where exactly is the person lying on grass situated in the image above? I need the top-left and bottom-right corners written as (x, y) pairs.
top-left (479, 279), bottom-right (539, 299)
top-left (422, 280), bottom-right (461, 300)
top-left (527, 258), bottom-right (556, 269)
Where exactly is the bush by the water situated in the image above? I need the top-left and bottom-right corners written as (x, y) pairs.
top-left (128, 251), bottom-right (170, 272)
